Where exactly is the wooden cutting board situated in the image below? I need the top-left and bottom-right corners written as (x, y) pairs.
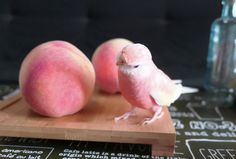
top-left (0, 91), bottom-right (176, 156)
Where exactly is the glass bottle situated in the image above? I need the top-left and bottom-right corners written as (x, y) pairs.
top-left (205, 0), bottom-right (236, 95)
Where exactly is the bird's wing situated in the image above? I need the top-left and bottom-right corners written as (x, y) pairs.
top-left (149, 69), bottom-right (181, 106)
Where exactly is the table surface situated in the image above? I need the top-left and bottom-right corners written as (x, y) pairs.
top-left (0, 85), bottom-right (236, 159)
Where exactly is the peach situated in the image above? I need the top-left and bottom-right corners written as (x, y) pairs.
top-left (19, 41), bottom-right (95, 117)
top-left (92, 38), bottom-right (133, 93)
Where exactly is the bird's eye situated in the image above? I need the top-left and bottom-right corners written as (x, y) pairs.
top-left (134, 65), bottom-right (139, 68)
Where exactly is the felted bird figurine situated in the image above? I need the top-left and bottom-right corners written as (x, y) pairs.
top-left (115, 43), bottom-right (198, 125)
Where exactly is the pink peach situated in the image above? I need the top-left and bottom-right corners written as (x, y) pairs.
top-left (92, 38), bottom-right (133, 93)
top-left (19, 41), bottom-right (95, 117)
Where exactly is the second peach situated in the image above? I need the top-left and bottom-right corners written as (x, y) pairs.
top-left (92, 38), bottom-right (133, 94)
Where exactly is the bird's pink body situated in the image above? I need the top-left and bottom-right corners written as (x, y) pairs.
top-left (118, 63), bottom-right (156, 110)
top-left (115, 43), bottom-right (182, 124)
top-left (118, 60), bottom-right (179, 109)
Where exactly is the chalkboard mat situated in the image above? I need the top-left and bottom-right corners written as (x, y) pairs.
top-left (0, 85), bottom-right (236, 159)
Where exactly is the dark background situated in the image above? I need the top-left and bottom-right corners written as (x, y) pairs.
top-left (0, 0), bottom-right (221, 87)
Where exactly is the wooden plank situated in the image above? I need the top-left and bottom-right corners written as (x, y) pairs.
top-left (0, 90), bottom-right (21, 110)
top-left (0, 91), bottom-right (176, 156)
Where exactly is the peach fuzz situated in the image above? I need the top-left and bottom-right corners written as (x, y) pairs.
top-left (92, 38), bottom-right (133, 94)
top-left (19, 41), bottom-right (95, 117)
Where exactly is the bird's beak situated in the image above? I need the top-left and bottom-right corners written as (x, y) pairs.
top-left (116, 59), bottom-right (124, 66)
top-left (117, 57), bottom-right (128, 65)
top-left (117, 53), bottom-right (127, 66)
top-left (116, 59), bottom-right (126, 66)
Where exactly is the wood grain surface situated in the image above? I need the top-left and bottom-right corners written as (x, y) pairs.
top-left (0, 92), bottom-right (21, 110)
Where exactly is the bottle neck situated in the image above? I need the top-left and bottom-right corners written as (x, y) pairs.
top-left (221, 0), bottom-right (235, 17)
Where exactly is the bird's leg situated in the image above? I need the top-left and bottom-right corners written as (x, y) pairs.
top-left (142, 105), bottom-right (164, 125)
top-left (114, 107), bottom-right (137, 122)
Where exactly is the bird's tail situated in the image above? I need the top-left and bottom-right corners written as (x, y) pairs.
top-left (173, 79), bottom-right (199, 94)
top-left (172, 84), bottom-right (198, 103)
top-left (172, 79), bottom-right (182, 84)
top-left (181, 85), bottom-right (199, 94)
